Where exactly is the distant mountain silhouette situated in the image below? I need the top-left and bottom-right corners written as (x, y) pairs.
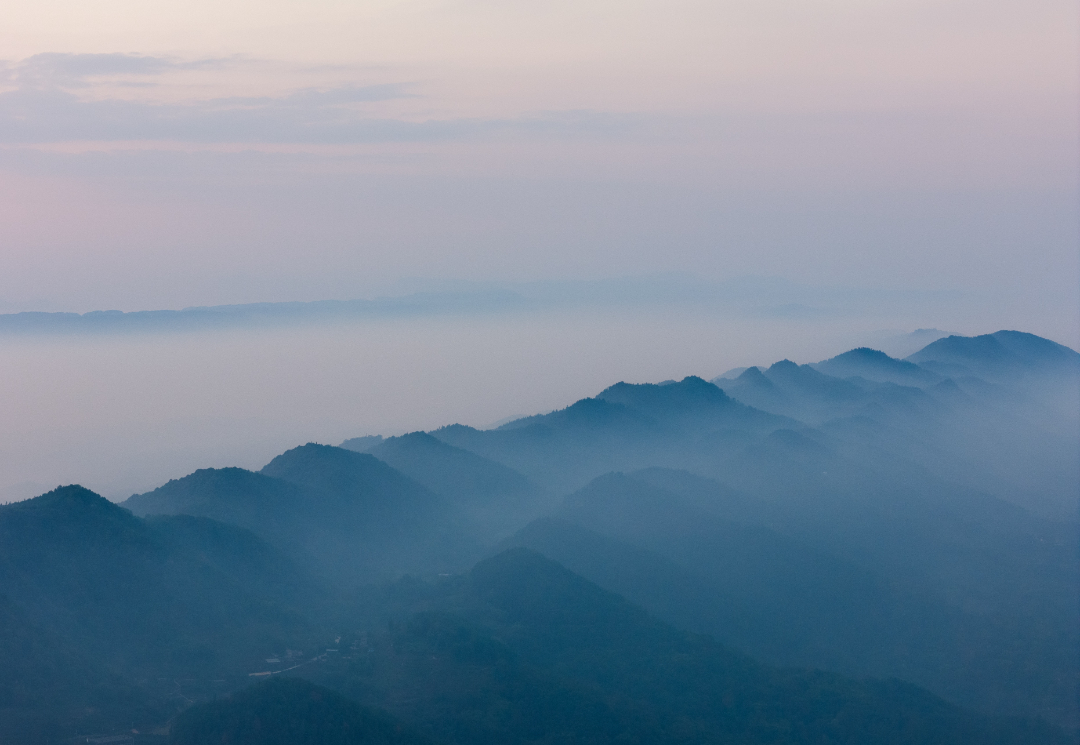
top-left (763, 359), bottom-right (866, 402)
top-left (260, 444), bottom-right (448, 531)
top-left (715, 361), bottom-right (889, 425)
top-left (433, 377), bottom-right (790, 493)
top-left (907, 330), bottom-right (1080, 379)
top-left (339, 434), bottom-right (384, 451)
top-left (814, 347), bottom-right (941, 386)
top-left (363, 432), bottom-right (551, 536)
top-left (594, 375), bottom-right (773, 427)
top-left (127, 444), bottom-right (477, 583)
top-left (124, 467), bottom-right (303, 541)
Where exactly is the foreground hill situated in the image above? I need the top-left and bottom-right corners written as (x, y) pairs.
top-left (0, 591), bottom-right (160, 744)
top-left (1, 482), bottom-right (1071, 743)
top-left (0, 486), bottom-right (322, 742)
top-left (171, 677), bottom-right (430, 745)
top-left (308, 548), bottom-right (1064, 745)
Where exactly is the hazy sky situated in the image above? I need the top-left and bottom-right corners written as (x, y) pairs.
top-left (1, 0), bottom-right (1077, 340)
top-left (1, 1), bottom-right (1078, 500)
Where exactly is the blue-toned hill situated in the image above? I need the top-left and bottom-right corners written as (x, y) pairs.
top-left (907, 330), bottom-right (1080, 379)
top-left (814, 347), bottom-right (941, 386)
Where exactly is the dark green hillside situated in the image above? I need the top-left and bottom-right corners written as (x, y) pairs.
top-left (3, 329), bottom-right (1073, 742)
top-left (171, 677), bottom-right (429, 745)
top-left (309, 549), bottom-right (1066, 745)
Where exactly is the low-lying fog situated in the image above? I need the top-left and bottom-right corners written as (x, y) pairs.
top-left (0, 310), bottom-right (965, 503)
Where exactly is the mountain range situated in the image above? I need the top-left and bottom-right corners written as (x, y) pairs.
top-left (0, 329), bottom-right (1076, 743)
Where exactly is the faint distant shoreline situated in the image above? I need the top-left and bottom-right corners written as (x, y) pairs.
top-left (0, 277), bottom-right (967, 337)
top-left (0, 291), bottom-right (534, 336)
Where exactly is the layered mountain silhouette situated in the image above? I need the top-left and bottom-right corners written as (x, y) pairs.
top-left (431, 376), bottom-right (791, 494)
top-left (300, 548), bottom-right (1066, 745)
top-left (814, 346), bottom-right (942, 386)
top-left (125, 443), bottom-right (475, 583)
top-left (907, 330), bottom-right (1080, 380)
top-left (346, 431), bottom-right (553, 536)
top-left (505, 469), bottom-right (1078, 723)
top-left (3, 329), bottom-right (1077, 743)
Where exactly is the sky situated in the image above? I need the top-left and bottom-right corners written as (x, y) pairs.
top-left (0, 1), bottom-right (1078, 500)
top-left (0, 0), bottom-right (1076, 341)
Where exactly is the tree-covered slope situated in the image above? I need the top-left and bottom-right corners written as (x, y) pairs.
top-left (171, 677), bottom-right (429, 745)
top-left (307, 549), bottom-right (1067, 745)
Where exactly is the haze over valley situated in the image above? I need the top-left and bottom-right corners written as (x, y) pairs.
top-left (1, 326), bottom-right (1077, 743)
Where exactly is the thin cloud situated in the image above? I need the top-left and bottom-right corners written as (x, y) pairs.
top-left (0, 83), bottom-right (641, 145)
top-left (5, 52), bottom-right (233, 89)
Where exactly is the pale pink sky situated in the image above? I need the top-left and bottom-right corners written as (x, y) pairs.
top-left (0, 0), bottom-right (1077, 341)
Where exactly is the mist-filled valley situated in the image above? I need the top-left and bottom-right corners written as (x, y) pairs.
top-left (0, 325), bottom-right (1077, 744)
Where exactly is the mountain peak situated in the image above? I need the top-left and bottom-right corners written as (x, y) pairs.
top-left (1, 484), bottom-right (143, 539)
top-left (597, 376), bottom-right (732, 411)
top-left (838, 347), bottom-right (892, 361)
top-left (11, 484), bottom-right (123, 516)
top-left (261, 442), bottom-right (388, 478)
top-left (122, 467), bottom-right (299, 518)
top-left (766, 359), bottom-right (800, 373)
top-left (380, 431), bottom-right (449, 451)
top-left (814, 347), bottom-right (938, 386)
top-left (907, 330), bottom-right (1080, 377)
top-left (734, 366), bottom-right (773, 388)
